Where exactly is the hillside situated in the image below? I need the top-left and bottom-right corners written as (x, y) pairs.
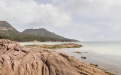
top-left (22, 28), bottom-right (78, 42)
top-left (22, 28), bottom-right (65, 39)
top-left (0, 21), bottom-right (78, 42)
top-left (0, 21), bottom-right (19, 34)
top-left (0, 21), bottom-right (22, 41)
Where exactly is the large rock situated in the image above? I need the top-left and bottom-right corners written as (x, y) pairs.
top-left (0, 39), bottom-right (108, 75)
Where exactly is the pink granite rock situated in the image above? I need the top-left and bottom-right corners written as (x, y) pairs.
top-left (0, 39), bottom-right (108, 75)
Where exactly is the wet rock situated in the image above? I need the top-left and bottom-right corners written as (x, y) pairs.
top-left (0, 39), bottom-right (108, 75)
top-left (90, 63), bottom-right (98, 67)
top-left (81, 56), bottom-right (86, 59)
top-left (74, 52), bottom-right (88, 54)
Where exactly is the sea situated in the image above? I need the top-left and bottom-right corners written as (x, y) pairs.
top-left (20, 42), bottom-right (121, 75)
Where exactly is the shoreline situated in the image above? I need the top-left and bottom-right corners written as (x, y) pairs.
top-left (24, 43), bottom-right (82, 49)
top-left (56, 48), bottom-right (121, 75)
top-left (24, 43), bottom-right (115, 75)
top-left (0, 39), bottom-right (110, 75)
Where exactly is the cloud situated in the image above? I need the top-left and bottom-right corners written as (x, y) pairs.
top-left (52, 0), bottom-right (114, 13)
top-left (51, 0), bottom-right (121, 41)
top-left (1, 0), bottom-right (121, 41)
top-left (0, 0), bottom-right (71, 31)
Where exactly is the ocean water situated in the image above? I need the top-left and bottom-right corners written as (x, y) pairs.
top-left (20, 42), bottom-right (121, 56)
top-left (56, 42), bottom-right (121, 75)
top-left (20, 42), bottom-right (121, 75)
top-left (77, 42), bottom-right (121, 56)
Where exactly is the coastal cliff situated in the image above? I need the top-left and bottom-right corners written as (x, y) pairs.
top-left (0, 39), bottom-right (110, 75)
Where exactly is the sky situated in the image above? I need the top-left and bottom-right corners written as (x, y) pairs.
top-left (0, 0), bottom-right (121, 41)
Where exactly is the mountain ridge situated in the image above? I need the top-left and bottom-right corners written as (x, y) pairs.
top-left (0, 21), bottom-right (79, 42)
top-left (22, 28), bottom-right (67, 40)
top-left (0, 21), bottom-right (19, 33)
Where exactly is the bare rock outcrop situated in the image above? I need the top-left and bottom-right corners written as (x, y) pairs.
top-left (0, 39), bottom-right (108, 75)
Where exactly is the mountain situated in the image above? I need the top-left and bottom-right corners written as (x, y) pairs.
top-left (0, 21), bottom-right (78, 42)
top-left (0, 21), bottom-right (22, 41)
top-left (0, 21), bottom-right (19, 34)
top-left (22, 28), bottom-right (66, 39)
top-left (21, 28), bottom-right (78, 42)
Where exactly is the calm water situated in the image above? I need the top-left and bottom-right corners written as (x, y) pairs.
top-left (20, 42), bottom-right (121, 75)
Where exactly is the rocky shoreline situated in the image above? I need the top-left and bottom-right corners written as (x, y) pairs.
top-left (0, 39), bottom-right (114, 75)
top-left (25, 43), bottom-right (82, 49)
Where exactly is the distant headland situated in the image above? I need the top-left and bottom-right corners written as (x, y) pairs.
top-left (0, 21), bottom-right (79, 42)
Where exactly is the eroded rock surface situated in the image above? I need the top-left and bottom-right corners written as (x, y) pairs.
top-left (0, 39), bottom-right (108, 75)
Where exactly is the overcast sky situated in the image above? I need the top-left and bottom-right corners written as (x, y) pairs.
top-left (0, 0), bottom-right (121, 41)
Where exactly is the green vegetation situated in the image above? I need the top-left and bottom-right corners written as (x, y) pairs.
top-left (0, 32), bottom-right (76, 42)
top-left (0, 21), bottom-right (79, 42)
